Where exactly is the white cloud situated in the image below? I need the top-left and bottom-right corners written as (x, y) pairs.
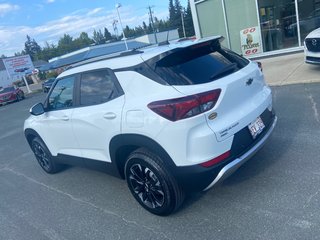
top-left (0, 3), bottom-right (20, 17)
top-left (46, 0), bottom-right (55, 3)
top-left (87, 8), bottom-right (103, 16)
top-left (0, 6), bottom-right (168, 57)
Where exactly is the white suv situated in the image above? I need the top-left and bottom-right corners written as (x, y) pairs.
top-left (24, 36), bottom-right (277, 215)
top-left (305, 27), bottom-right (320, 64)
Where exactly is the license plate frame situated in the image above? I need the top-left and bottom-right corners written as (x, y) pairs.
top-left (248, 116), bottom-right (265, 139)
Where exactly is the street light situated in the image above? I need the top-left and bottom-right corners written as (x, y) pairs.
top-left (115, 3), bottom-right (129, 50)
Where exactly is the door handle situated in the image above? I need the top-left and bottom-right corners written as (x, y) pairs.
top-left (103, 112), bottom-right (117, 120)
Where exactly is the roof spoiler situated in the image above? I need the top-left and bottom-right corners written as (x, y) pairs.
top-left (151, 36), bottom-right (224, 68)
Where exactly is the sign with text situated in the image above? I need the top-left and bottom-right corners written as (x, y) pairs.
top-left (3, 55), bottom-right (34, 78)
top-left (240, 27), bottom-right (262, 56)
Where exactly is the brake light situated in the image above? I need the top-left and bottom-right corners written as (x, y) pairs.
top-left (148, 89), bottom-right (221, 121)
top-left (200, 151), bottom-right (231, 168)
top-left (256, 61), bottom-right (263, 72)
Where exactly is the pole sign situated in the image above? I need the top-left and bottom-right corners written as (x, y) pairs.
top-left (240, 27), bottom-right (262, 56)
top-left (2, 55), bottom-right (34, 79)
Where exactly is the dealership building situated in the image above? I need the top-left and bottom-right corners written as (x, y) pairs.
top-left (190, 0), bottom-right (320, 57)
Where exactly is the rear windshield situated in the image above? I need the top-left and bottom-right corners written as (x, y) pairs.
top-left (153, 47), bottom-right (249, 85)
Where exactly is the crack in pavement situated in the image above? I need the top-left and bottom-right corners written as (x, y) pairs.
top-left (280, 61), bottom-right (304, 86)
top-left (305, 86), bottom-right (320, 124)
top-left (0, 167), bottom-right (171, 240)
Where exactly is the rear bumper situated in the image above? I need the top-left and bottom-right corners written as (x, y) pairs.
top-left (173, 110), bottom-right (277, 192)
top-left (203, 115), bottom-right (277, 190)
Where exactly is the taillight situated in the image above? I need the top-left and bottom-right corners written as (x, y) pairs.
top-left (256, 61), bottom-right (263, 72)
top-left (148, 89), bottom-right (221, 121)
top-left (200, 150), bottom-right (231, 168)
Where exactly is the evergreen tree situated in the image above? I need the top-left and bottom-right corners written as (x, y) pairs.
top-left (93, 29), bottom-right (105, 45)
top-left (37, 41), bottom-right (57, 61)
top-left (168, 0), bottom-right (175, 26)
top-left (184, 1), bottom-right (195, 37)
top-left (104, 28), bottom-right (113, 42)
top-left (142, 21), bottom-right (148, 34)
top-left (58, 34), bottom-right (75, 54)
top-left (75, 32), bottom-right (93, 48)
top-left (168, 0), bottom-right (184, 37)
top-left (24, 35), bottom-right (41, 60)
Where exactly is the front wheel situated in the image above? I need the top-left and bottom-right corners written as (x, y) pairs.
top-left (31, 137), bottom-right (62, 174)
top-left (125, 148), bottom-right (184, 216)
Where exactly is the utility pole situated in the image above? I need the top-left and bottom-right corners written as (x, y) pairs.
top-left (148, 5), bottom-right (158, 44)
top-left (115, 3), bottom-right (129, 50)
top-left (181, 12), bottom-right (186, 38)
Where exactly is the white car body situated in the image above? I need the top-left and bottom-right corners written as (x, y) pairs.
top-left (304, 28), bottom-right (320, 64)
top-left (24, 37), bottom-right (277, 214)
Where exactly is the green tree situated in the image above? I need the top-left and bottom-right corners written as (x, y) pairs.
top-left (74, 32), bottom-right (93, 48)
top-left (58, 34), bottom-right (75, 55)
top-left (93, 29), bottom-right (105, 45)
top-left (168, 0), bottom-right (184, 37)
top-left (184, 1), bottom-right (195, 37)
top-left (24, 35), bottom-right (41, 60)
top-left (104, 28), bottom-right (113, 42)
top-left (142, 21), bottom-right (148, 34)
top-left (37, 42), bottom-right (58, 61)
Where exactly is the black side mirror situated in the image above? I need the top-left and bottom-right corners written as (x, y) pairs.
top-left (30, 103), bottom-right (45, 116)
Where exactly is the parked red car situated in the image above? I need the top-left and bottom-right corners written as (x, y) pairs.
top-left (0, 86), bottom-right (25, 106)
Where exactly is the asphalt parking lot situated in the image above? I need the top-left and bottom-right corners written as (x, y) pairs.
top-left (1, 82), bottom-right (320, 240)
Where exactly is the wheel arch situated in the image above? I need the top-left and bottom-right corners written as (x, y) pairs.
top-left (24, 128), bottom-right (43, 148)
top-left (109, 134), bottom-right (176, 179)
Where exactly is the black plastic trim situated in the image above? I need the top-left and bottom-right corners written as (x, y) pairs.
top-left (109, 134), bottom-right (177, 178)
top-left (55, 154), bottom-right (121, 178)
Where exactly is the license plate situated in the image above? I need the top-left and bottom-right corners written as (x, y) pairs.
top-left (248, 116), bottom-right (265, 139)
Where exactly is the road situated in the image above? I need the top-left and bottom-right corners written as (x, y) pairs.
top-left (0, 84), bottom-right (320, 240)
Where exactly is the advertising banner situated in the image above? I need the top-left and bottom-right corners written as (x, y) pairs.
top-left (240, 27), bottom-right (263, 56)
top-left (2, 55), bottom-right (34, 78)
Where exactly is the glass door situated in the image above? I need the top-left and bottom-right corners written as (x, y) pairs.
top-left (258, 0), bottom-right (299, 52)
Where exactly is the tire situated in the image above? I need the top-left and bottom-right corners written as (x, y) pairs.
top-left (31, 137), bottom-right (62, 174)
top-left (125, 148), bottom-right (184, 216)
top-left (16, 94), bottom-right (22, 101)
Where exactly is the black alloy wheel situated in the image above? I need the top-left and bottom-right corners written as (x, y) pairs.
top-left (125, 148), bottom-right (184, 216)
top-left (128, 163), bottom-right (165, 209)
top-left (31, 137), bottom-right (62, 174)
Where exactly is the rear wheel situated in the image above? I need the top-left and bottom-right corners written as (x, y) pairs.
top-left (16, 94), bottom-right (22, 101)
top-left (125, 148), bottom-right (184, 216)
top-left (31, 137), bottom-right (62, 174)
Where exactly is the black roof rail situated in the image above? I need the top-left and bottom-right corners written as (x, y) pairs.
top-left (67, 49), bottom-right (143, 70)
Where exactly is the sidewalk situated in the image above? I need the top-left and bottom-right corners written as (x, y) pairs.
top-left (260, 52), bottom-right (320, 86)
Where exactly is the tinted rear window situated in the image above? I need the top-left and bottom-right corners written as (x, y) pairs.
top-left (154, 47), bottom-right (249, 85)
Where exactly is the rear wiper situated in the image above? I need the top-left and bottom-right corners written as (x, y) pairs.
top-left (210, 63), bottom-right (238, 80)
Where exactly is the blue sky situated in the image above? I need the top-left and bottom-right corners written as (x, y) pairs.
top-left (0, 0), bottom-right (188, 57)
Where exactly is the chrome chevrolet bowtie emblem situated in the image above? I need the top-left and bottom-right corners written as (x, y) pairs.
top-left (312, 39), bottom-right (317, 46)
top-left (246, 78), bottom-right (253, 86)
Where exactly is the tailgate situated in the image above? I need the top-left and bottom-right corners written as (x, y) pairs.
top-left (173, 62), bottom-right (272, 141)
